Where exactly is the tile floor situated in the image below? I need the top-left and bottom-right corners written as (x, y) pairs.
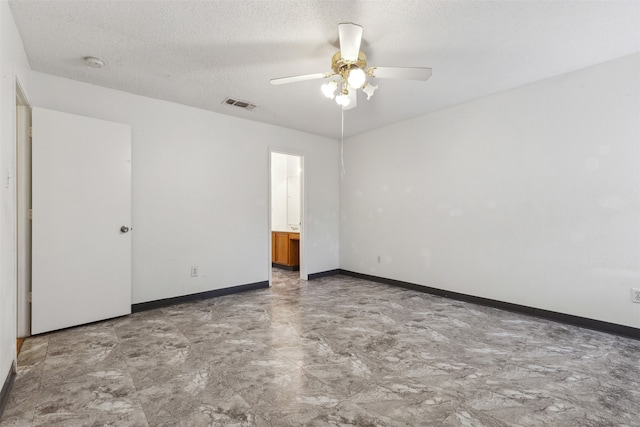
top-left (1, 269), bottom-right (639, 426)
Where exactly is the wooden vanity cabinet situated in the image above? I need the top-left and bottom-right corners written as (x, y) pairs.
top-left (272, 232), bottom-right (300, 269)
top-left (273, 232), bottom-right (289, 265)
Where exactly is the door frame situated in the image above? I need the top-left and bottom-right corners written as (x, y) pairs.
top-left (268, 148), bottom-right (307, 286)
top-left (15, 78), bottom-right (31, 339)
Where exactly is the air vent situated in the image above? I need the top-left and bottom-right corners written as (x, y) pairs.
top-left (222, 97), bottom-right (257, 111)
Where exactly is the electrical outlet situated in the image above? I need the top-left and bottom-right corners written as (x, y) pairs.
top-left (377, 255), bottom-right (382, 264)
top-left (632, 288), bottom-right (640, 303)
top-left (191, 266), bottom-right (199, 277)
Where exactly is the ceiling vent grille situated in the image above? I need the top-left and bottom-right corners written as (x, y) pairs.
top-left (222, 97), bottom-right (257, 111)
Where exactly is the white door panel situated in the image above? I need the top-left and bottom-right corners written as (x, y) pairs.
top-left (32, 108), bottom-right (131, 334)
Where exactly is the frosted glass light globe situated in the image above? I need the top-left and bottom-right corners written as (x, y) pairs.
top-left (362, 82), bottom-right (378, 100)
top-left (321, 81), bottom-right (338, 99)
top-left (335, 93), bottom-right (351, 107)
top-left (347, 68), bottom-right (366, 89)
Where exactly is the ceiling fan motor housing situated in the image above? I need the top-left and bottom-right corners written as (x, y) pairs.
top-left (332, 51), bottom-right (367, 77)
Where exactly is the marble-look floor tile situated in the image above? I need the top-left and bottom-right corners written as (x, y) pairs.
top-left (2, 269), bottom-right (640, 426)
top-left (31, 369), bottom-right (148, 427)
top-left (137, 377), bottom-right (254, 426)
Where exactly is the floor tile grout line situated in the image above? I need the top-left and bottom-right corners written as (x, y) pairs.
top-left (114, 314), bottom-right (163, 427)
top-left (25, 336), bottom-right (50, 427)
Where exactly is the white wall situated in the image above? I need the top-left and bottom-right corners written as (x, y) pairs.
top-left (0, 0), bottom-right (32, 387)
top-left (341, 53), bottom-right (640, 328)
top-left (30, 72), bottom-right (340, 304)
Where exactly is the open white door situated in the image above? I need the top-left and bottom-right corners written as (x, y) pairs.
top-left (31, 108), bottom-right (131, 334)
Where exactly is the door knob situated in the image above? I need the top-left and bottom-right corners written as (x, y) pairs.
top-left (120, 226), bottom-right (130, 233)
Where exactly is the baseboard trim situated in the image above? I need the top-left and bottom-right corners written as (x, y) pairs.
top-left (0, 362), bottom-right (16, 420)
top-left (131, 281), bottom-right (269, 313)
top-left (340, 270), bottom-right (640, 340)
top-left (308, 269), bottom-right (341, 280)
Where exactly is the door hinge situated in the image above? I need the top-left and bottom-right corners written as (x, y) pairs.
top-left (28, 209), bottom-right (33, 220)
top-left (27, 292), bottom-right (32, 303)
top-left (27, 126), bottom-right (32, 137)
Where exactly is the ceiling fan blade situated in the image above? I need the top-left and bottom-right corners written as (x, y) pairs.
top-left (270, 72), bottom-right (331, 85)
top-left (343, 89), bottom-right (357, 111)
top-left (338, 23), bottom-right (363, 62)
top-left (368, 66), bottom-right (432, 81)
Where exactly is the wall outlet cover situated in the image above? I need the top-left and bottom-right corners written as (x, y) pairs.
top-left (632, 288), bottom-right (640, 303)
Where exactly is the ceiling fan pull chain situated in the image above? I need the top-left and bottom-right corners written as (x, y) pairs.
top-left (341, 107), bottom-right (345, 180)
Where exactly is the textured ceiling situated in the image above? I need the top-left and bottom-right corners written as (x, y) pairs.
top-left (8, 0), bottom-right (640, 139)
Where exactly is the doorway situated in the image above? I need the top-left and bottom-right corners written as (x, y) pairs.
top-left (16, 80), bottom-right (32, 350)
top-left (269, 151), bottom-right (305, 285)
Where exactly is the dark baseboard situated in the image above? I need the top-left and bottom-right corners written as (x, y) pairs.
top-left (0, 363), bottom-right (16, 420)
top-left (308, 269), bottom-right (341, 280)
top-left (131, 281), bottom-right (269, 313)
top-left (340, 270), bottom-right (640, 340)
top-left (272, 263), bottom-right (299, 271)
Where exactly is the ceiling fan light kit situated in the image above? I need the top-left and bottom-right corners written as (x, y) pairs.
top-left (270, 22), bottom-right (432, 111)
top-left (324, 47), bottom-right (372, 108)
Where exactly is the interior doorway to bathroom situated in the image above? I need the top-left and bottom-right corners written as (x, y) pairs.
top-left (269, 151), bottom-right (305, 285)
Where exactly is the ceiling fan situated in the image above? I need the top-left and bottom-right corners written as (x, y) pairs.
top-left (270, 23), bottom-right (432, 110)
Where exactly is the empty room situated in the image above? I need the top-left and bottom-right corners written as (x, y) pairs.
top-left (1, 1), bottom-right (639, 426)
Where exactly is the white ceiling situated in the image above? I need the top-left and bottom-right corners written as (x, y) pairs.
top-left (8, 0), bottom-right (640, 139)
